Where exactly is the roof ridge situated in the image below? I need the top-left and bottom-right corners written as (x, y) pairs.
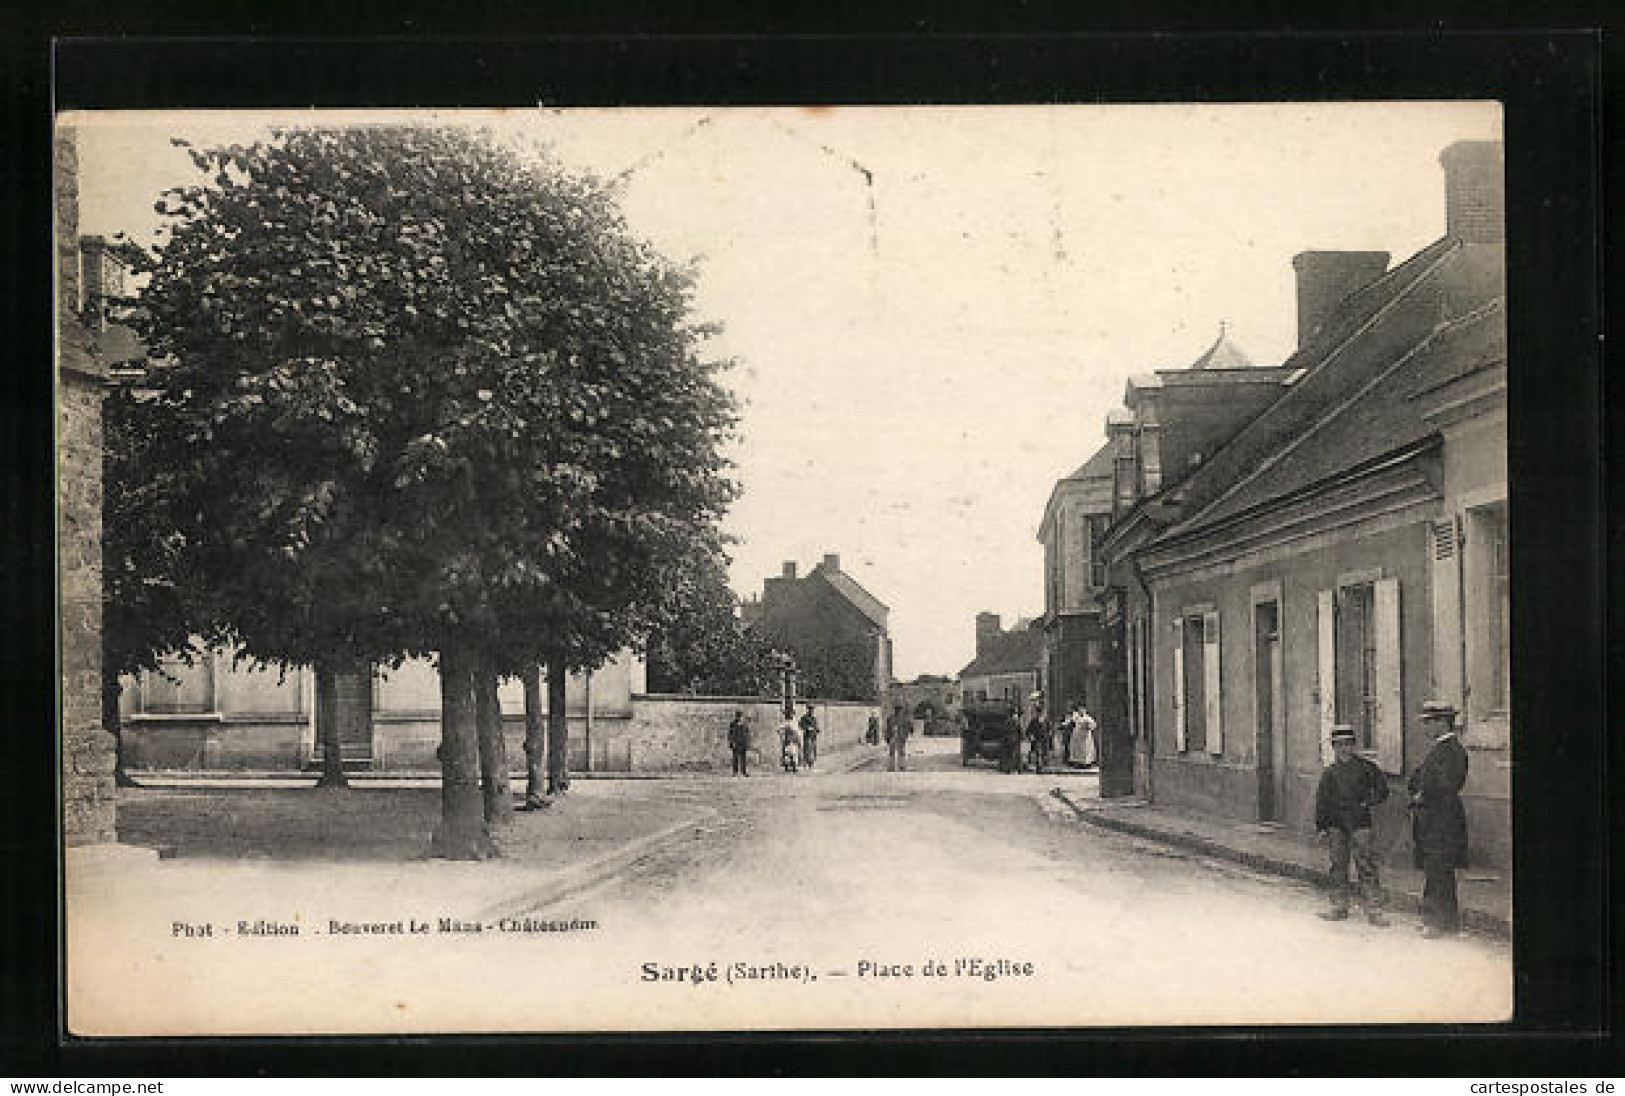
top-left (1172, 239), bottom-right (1461, 531)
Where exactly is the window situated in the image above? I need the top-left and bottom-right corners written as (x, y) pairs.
top-left (1171, 608), bottom-right (1222, 756)
top-left (1052, 514), bottom-right (1066, 610)
top-left (1113, 455), bottom-right (1137, 515)
top-left (1317, 577), bottom-right (1402, 772)
top-left (1465, 502), bottom-right (1510, 716)
top-left (1087, 515), bottom-right (1108, 588)
top-left (1334, 582), bottom-right (1378, 751)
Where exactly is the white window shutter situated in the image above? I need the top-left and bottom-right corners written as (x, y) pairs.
top-left (1203, 609), bottom-right (1223, 756)
top-left (1429, 518), bottom-right (1464, 710)
top-left (1317, 588), bottom-right (1336, 765)
top-left (1373, 576), bottom-right (1404, 774)
top-left (1172, 617), bottom-right (1186, 753)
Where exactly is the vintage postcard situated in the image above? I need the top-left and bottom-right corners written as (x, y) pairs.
top-left (59, 102), bottom-right (1512, 1035)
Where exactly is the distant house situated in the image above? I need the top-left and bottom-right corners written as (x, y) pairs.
top-left (888, 674), bottom-right (962, 733)
top-left (741, 553), bottom-right (892, 702)
top-left (958, 613), bottom-right (1044, 714)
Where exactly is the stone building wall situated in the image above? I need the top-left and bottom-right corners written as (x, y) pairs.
top-left (56, 126), bottom-right (117, 846)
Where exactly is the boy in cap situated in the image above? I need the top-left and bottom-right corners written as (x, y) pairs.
top-left (1314, 724), bottom-right (1391, 924)
top-left (1408, 700), bottom-right (1469, 937)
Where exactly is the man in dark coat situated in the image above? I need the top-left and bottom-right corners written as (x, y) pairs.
top-left (799, 704), bottom-right (820, 770)
top-left (1408, 700), bottom-right (1470, 937)
top-left (1314, 724), bottom-right (1391, 924)
top-left (1025, 708), bottom-right (1051, 774)
top-left (727, 710), bottom-right (751, 777)
top-left (884, 703), bottom-right (911, 771)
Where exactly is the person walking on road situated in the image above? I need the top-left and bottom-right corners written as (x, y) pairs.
top-left (728, 710), bottom-right (751, 777)
top-left (1314, 724), bottom-right (1391, 925)
top-left (884, 703), bottom-right (912, 771)
top-left (1059, 701), bottom-right (1078, 765)
top-left (1025, 708), bottom-right (1051, 774)
top-left (1408, 700), bottom-right (1470, 938)
top-left (799, 703), bottom-right (820, 770)
top-left (865, 712), bottom-right (881, 746)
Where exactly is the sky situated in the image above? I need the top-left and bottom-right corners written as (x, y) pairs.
top-left (66, 102), bottom-right (1503, 680)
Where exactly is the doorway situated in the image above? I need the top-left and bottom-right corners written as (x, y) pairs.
top-left (1253, 600), bottom-right (1282, 822)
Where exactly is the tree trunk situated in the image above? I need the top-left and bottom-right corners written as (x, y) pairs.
top-left (546, 654), bottom-right (571, 795)
top-left (102, 672), bottom-right (136, 788)
top-left (521, 663), bottom-right (548, 808)
top-left (314, 662), bottom-right (348, 789)
top-left (431, 643), bottom-right (497, 860)
top-left (475, 665), bottom-right (512, 826)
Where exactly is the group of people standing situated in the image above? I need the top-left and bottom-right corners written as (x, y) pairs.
top-left (998, 700), bottom-right (1097, 775)
top-left (726, 704), bottom-right (822, 776)
top-left (1313, 699), bottom-right (1472, 938)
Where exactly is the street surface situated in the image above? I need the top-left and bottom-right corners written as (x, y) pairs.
top-left (67, 736), bottom-right (1511, 1034)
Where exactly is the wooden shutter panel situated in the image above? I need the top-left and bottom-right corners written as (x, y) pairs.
top-left (1373, 576), bottom-right (1404, 774)
top-left (1317, 588), bottom-right (1336, 765)
top-left (1203, 609), bottom-right (1223, 756)
top-left (1172, 617), bottom-right (1186, 753)
top-left (1430, 518), bottom-right (1464, 710)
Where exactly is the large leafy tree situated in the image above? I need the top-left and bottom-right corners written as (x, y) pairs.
top-left (645, 549), bottom-right (779, 698)
top-left (124, 125), bottom-right (737, 857)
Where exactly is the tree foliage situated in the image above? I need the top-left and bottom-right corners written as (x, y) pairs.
top-left (644, 549), bottom-right (779, 697)
top-left (120, 125), bottom-right (738, 853)
top-left (790, 638), bottom-right (881, 703)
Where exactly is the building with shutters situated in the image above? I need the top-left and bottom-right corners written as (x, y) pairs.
top-left (1092, 140), bottom-right (1508, 867)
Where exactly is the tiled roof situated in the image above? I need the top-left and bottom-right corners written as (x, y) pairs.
top-left (1066, 440), bottom-right (1116, 482)
top-left (958, 624), bottom-right (1045, 679)
top-left (1157, 239), bottom-right (1504, 540)
top-left (1153, 235), bottom-right (1464, 534)
top-left (812, 565), bottom-right (888, 628)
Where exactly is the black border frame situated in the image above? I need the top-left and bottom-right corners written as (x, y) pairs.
top-left (3, 21), bottom-right (1613, 1078)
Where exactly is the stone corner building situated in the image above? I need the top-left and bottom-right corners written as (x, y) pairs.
top-left (56, 127), bottom-right (117, 847)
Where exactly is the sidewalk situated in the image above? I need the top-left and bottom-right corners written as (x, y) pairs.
top-left (1050, 788), bottom-right (1511, 939)
top-left (85, 782), bottom-right (715, 922)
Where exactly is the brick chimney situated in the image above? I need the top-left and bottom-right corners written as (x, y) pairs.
top-left (975, 612), bottom-right (1002, 657)
top-left (1440, 140), bottom-right (1504, 244)
top-left (782, 561), bottom-right (797, 581)
top-left (1292, 250), bottom-right (1390, 349)
top-left (821, 553), bottom-right (840, 572)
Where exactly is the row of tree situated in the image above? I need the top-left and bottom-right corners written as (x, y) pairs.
top-left (103, 126), bottom-right (740, 858)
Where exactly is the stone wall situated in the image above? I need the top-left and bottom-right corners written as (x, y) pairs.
top-left (121, 695), bottom-right (879, 776)
top-left (626, 696), bottom-right (877, 772)
top-left (57, 126), bottom-right (117, 846)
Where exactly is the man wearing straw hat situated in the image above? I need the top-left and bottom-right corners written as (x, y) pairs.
top-left (1314, 724), bottom-right (1391, 925)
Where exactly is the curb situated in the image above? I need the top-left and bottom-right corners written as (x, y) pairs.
top-left (1050, 789), bottom-right (1511, 941)
top-left (477, 806), bottom-right (718, 921)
